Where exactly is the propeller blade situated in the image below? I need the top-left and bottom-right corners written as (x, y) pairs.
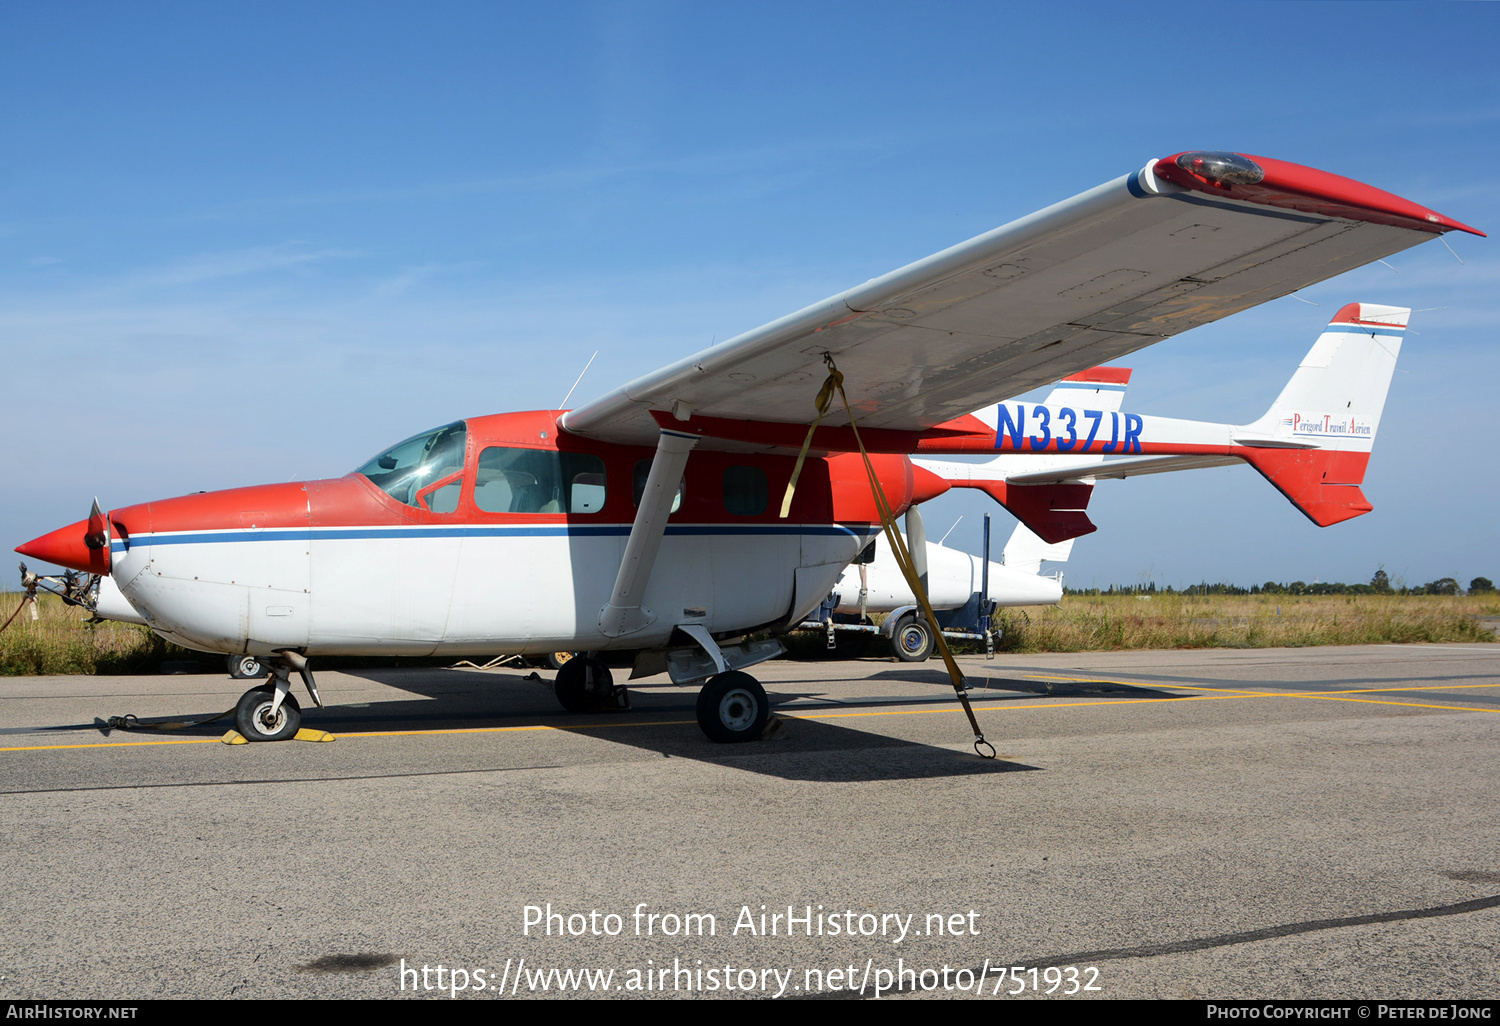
top-left (904, 503), bottom-right (928, 586)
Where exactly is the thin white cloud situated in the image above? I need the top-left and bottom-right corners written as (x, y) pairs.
top-left (127, 243), bottom-right (361, 288)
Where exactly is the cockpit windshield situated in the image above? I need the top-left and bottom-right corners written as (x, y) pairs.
top-left (355, 422), bottom-right (467, 508)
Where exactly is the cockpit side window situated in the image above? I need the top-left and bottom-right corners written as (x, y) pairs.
top-left (632, 459), bottom-right (684, 514)
top-left (356, 422), bottom-right (468, 509)
top-left (474, 447), bottom-right (606, 514)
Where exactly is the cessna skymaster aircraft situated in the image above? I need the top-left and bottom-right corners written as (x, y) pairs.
top-left (16, 151), bottom-right (1481, 744)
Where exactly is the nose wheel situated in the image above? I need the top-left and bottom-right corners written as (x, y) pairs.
top-left (234, 686), bottom-right (302, 742)
top-left (695, 671), bottom-right (769, 743)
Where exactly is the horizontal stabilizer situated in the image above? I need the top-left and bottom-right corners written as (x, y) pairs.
top-left (1007, 452), bottom-right (1245, 485)
top-left (956, 479), bottom-right (1096, 544)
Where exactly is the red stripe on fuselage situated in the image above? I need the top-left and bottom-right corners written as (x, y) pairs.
top-left (98, 410), bottom-right (934, 540)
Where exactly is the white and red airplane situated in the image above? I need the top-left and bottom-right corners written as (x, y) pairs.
top-left (822, 301), bottom-right (1412, 659)
top-left (16, 152), bottom-right (1480, 744)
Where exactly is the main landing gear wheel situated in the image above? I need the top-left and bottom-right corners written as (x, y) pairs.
top-left (234, 686), bottom-right (301, 742)
top-left (890, 614), bottom-right (934, 662)
top-left (695, 671), bottom-right (768, 743)
top-left (227, 654), bottom-right (268, 679)
top-left (553, 657), bottom-right (614, 713)
top-left (547, 651), bottom-right (576, 671)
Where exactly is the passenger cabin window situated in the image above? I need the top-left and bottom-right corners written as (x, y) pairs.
top-left (420, 478), bottom-right (464, 514)
top-left (356, 422), bottom-right (467, 510)
top-left (723, 465), bottom-right (768, 516)
top-left (631, 459), bottom-right (683, 513)
top-left (474, 448), bottom-right (606, 514)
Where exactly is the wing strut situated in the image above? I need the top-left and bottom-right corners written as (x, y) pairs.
top-left (598, 428), bottom-right (700, 638)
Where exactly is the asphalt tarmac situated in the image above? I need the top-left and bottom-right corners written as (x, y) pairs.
top-left (1, 644), bottom-right (1496, 1001)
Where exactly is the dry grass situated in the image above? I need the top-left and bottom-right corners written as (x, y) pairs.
top-left (0, 591), bottom-right (185, 676)
top-left (3, 589), bottom-right (1496, 675)
top-left (993, 592), bottom-right (1500, 653)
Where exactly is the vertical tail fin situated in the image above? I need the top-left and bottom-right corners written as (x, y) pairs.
top-left (1244, 303), bottom-right (1407, 445)
top-left (1236, 303), bottom-right (1408, 526)
top-left (1040, 366), bottom-right (1132, 413)
top-left (1001, 522), bottom-right (1074, 576)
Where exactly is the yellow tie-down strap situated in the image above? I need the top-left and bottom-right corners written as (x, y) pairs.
top-left (783, 354), bottom-right (995, 759)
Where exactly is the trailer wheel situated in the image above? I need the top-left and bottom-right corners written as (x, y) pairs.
top-left (891, 614), bottom-right (934, 662)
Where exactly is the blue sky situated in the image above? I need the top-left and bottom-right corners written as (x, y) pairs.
top-left (2, 2), bottom-right (1496, 589)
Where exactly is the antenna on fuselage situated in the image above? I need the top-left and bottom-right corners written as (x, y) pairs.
top-left (558, 350), bottom-right (600, 409)
top-left (938, 516), bottom-right (963, 545)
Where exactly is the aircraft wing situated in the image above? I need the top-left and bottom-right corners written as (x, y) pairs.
top-left (561, 151), bottom-right (1480, 451)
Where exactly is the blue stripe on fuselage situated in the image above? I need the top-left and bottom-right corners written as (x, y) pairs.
top-left (112, 522), bottom-right (871, 552)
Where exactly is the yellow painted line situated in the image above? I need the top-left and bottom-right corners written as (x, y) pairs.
top-left (1286, 695), bottom-right (1500, 714)
top-left (337, 719), bottom-right (696, 739)
top-left (1023, 672), bottom-right (1500, 698)
top-left (0, 736), bottom-right (224, 753)
top-left (0, 718), bottom-right (702, 752)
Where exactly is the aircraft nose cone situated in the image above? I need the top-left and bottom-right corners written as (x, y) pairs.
top-left (910, 464), bottom-right (952, 505)
top-left (16, 518), bottom-right (109, 575)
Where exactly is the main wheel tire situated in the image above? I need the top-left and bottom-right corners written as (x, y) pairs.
top-left (227, 654), bottom-right (267, 680)
top-left (547, 651), bottom-right (576, 671)
top-left (695, 671), bottom-right (769, 743)
top-left (553, 658), bottom-right (614, 713)
top-left (234, 686), bottom-right (301, 742)
top-left (891, 614), bottom-right (934, 662)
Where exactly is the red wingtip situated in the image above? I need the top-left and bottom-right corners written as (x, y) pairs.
top-left (1155, 152), bottom-right (1485, 237)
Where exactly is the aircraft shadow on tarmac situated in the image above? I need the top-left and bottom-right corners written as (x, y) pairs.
top-left (86, 666), bottom-right (1042, 783)
top-left (866, 667), bottom-right (1188, 700)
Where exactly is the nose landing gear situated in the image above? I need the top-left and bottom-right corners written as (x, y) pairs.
top-left (232, 651), bottom-right (321, 742)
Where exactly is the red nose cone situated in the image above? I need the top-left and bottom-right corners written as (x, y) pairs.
top-left (16, 519), bottom-right (110, 574)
